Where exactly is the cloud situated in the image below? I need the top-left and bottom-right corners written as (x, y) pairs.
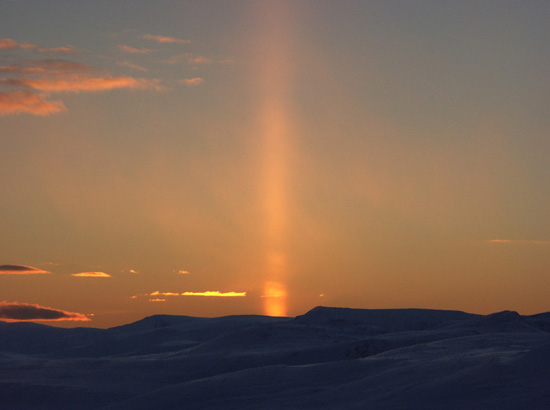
top-left (178, 270), bottom-right (190, 274)
top-left (129, 269), bottom-right (138, 274)
top-left (133, 290), bottom-right (247, 299)
top-left (0, 49), bottom-right (163, 116)
top-left (117, 44), bottom-right (152, 54)
top-left (488, 239), bottom-right (550, 245)
top-left (0, 61), bottom-right (95, 76)
top-left (34, 59), bottom-right (94, 72)
top-left (163, 53), bottom-right (212, 65)
top-left (0, 265), bottom-right (50, 275)
top-left (180, 291), bottom-right (246, 297)
top-left (0, 59), bottom-right (96, 75)
top-left (149, 298), bottom-right (166, 302)
top-left (0, 91), bottom-right (66, 116)
top-left (0, 38), bottom-right (18, 50)
top-left (143, 34), bottom-right (190, 44)
top-left (0, 38), bottom-right (76, 54)
top-left (116, 61), bottom-right (148, 72)
top-left (150, 291), bottom-right (179, 296)
top-left (0, 301), bottom-right (90, 322)
top-left (2, 75), bottom-right (156, 93)
top-left (71, 272), bottom-right (112, 278)
top-left (42, 261), bottom-right (62, 266)
top-left (178, 77), bottom-right (204, 87)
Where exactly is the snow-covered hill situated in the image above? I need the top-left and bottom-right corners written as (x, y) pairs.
top-left (1, 307), bottom-right (549, 409)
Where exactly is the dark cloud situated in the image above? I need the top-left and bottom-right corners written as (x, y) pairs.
top-left (0, 301), bottom-right (90, 321)
top-left (0, 265), bottom-right (50, 275)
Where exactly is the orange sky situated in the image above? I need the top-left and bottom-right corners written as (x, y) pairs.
top-left (1, 1), bottom-right (549, 327)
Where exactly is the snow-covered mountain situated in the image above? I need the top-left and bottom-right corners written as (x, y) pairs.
top-left (1, 307), bottom-right (549, 409)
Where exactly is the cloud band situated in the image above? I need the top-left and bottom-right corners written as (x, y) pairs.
top-left (0, 301), bottom-right (89, 322)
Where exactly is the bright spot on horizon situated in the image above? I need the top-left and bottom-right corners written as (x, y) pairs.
top-left (262, 281), bottom-right (287, 317)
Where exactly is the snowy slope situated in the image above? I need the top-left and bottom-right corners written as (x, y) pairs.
top-left (1, 307), bottom-right (549, 410)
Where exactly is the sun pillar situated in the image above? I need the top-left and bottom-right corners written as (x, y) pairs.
top-left (256, 2), bottom-right (294, 317)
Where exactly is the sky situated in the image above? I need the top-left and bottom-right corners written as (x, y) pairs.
top-left (0, 0), bottom-right (549, 328)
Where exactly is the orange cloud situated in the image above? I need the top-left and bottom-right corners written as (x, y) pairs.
top-left (1, 60), bottom-right (97, 76)
top-left (0, 301), bottom-right (90, 322)
top-left (4, 75), bottom-right (155, 93)
top-left (163, 53), bottom-right (212, 65)
top-left (0, 38), bottom-right (18, 50)
top-left (71, 272), bottom-right (112, 278)
top-left (117, 44), bottom-right (152, 54)
top-left (0, 264), bottom-right (50, 275)
top-left (1, 42), bottom-right (164, 117)
top-left (0, 91), bottom-right (66, 116)
top-left (178, 270), bottom-right (190, 274)
top-left (178, 77), bottom-right (204, 87)
top-left (134, 290), bottom-right (246, 298)
top-left (180, 291), bottom-right (246, 297)
top-left (150, 291), bottom-right (179, 296)
top-left (488, 239), bottom-right (550, 245)
top-left (143, 34), bottom-right (190, 44)
top-left (0, 38), bottom-right (76, 54)
top-left (187, 56), bottom-right (211, 65)
top-left (116, 61), bottom-right (148, 72)
top-left (149, 298), bottom-right (166, 302)
top-left (28, 59), bottom-right (93, 73)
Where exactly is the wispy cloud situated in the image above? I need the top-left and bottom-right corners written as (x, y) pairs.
top-left (133, 290), bottom-right (247, 299)
top-left (0, 91), bottom-right (66, 116)
top-left (117, 44), bottom-right (152, 54)
top-left (0, 59), bottom-right (95, 76)
top-left (0, 38), bottom-right (20, 50)
top-left (116, 61), bottom-right (148, 72)
top-left (178, 269), bottom-right (190, 275)
top-left (488, 239), bottom-right (550, 245)
top-left (71, 272), bottom-right (112, 278)
top-left (2, 75), bottom-right (156, 93)
top-left (0, 301), bottom-right (90, 322)
top-left (163, 53), bottom-right (212, 65)
top-left (0, 265), bottom-right (50, 275)
top-left (178, 77), bottom-right (204, 87)
top-left (180, 291), bottom-right (246, 297)
top-left (0, 38), bottom-right (76, 54)
top-left (143, 34), bottom-right (190, 44)
top-left (1, 42), bottom-right (163, 116)
top-left (150, 291), bottom-right (179, 296)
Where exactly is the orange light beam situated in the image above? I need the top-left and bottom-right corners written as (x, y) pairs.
top-left (256, 2), bottom-right (295, 317)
